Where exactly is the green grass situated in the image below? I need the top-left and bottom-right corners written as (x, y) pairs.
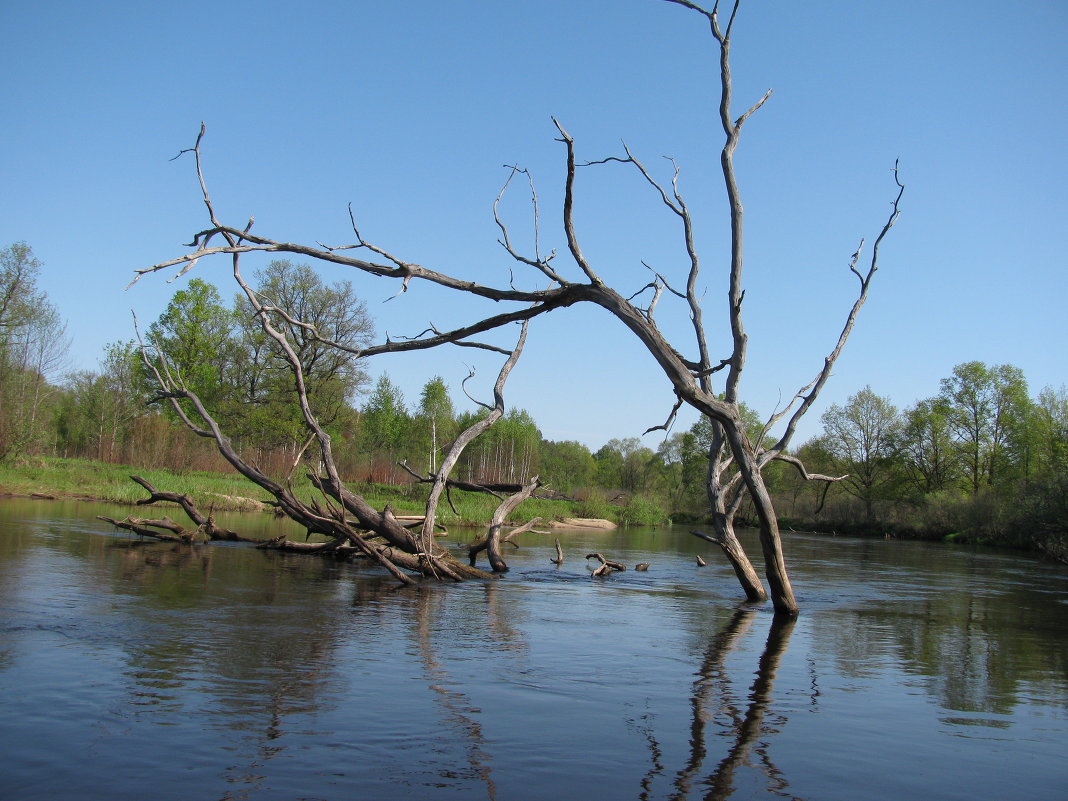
top-left (0, 456), bottom-right (597, 526)
top-left (0, 457), bottom-right (283, 509)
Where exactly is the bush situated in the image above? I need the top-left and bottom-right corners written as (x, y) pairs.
top-left (619, 495), bottom-right (669, 527)
top-left (575, 489), bottom-right (612, 520)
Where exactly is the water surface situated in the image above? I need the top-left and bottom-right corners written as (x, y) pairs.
top-left (1, 499), bottom-right (1065, 800)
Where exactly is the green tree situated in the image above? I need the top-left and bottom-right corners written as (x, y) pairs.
top-left (361, 374), bottom-right (409, 482)
top-left (594, 437), bottom-right (656, 494)
top-left (247, 260), bottom-right (373, 426)
top-left (939, 362), bottom-right (1030, 493)
top-left (539, 439), bottom-right (595, 495)
top-left (148, 278), bottom-right (236, 410)
top-left (56, 341), bottom-right (147, 461)
top-left (1032, 385), bottom-right (1068, 475)
top-left (0, 242), bottom-right (69, 460)
top-left (818, 386), bottom-right (902, 521)
top-left (414, 376), bottom-right (456, 473)
top-left (459, 407), bottom-right (541, 484)
top-left (900, 397), bottom-right (960, 495)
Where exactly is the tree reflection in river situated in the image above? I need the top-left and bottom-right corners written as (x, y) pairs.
top-left (640, 609), bottom-right (801, 801)
top-left (2, 502), bottom-right (1067, 801)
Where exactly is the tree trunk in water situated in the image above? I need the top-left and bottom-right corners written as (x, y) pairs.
top-left (725, 425), bottom-right (798, 616)
top-left (691, 523), bottom-right (766, 603)
top-left (468, 476), bottom-right (540, 573)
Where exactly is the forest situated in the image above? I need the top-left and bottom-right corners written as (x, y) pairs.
top-left (3, 240), bottom-right (1065, 563)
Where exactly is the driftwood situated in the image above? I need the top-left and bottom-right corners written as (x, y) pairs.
top-left (550, 538), bottom-right (565, 565)
top-left (586, 552), bottom-right (627, 577)
top-left (99, 477), bottom-right (258, 544)
top-left (255, 534), bottom-right (359, 556)
top-left (635, 562), bottom-right (650, 571)
top-left (128, 475), bottom-right (251, 541)
top-left (696, 554), bottom-right (708, 567)
top-left (97, 514), bottom-right (195, 543)
top-left (468, 477), bottom-right (543, 572)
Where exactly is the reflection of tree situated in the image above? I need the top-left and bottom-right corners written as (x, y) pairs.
top-left (343, 578), bottom-right (528, 799)
top-left (646, 610), bottom-right (801, 801)
top-left (415, 589), bottom-right (499, 801)
top-left (813, 578), bottom-right (1068, 718)
top-left (111, 543), bottom-right (360, 798)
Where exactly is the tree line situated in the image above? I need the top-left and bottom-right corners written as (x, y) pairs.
top-left (4, 239), bottom-right (1066, 558)
top-left (0, 243), bottom-right (669, 520)
top-left (782, 367), bottom-right (1068, 558)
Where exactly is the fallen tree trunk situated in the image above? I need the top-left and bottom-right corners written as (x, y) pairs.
top-left (586, 552), bottom-right (627, 577)
top-left (129, 475), bottom-right (253, 542)
top-left (98, 514), bottom-right (195, 543)
top-left (468, 477), bottom-right (542, 572)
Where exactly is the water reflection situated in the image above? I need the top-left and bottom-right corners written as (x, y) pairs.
top-left (2, 502), bottom-right (1067, 801)
top-left (642, 610), bottom-right (801, 801)
top-left (415, 588), bottom-right (498, 799)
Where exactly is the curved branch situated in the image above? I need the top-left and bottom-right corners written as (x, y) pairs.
top-left (552, 118), bottom-right (601, 284)
top-left (763, 161), bottom-right (904, 457)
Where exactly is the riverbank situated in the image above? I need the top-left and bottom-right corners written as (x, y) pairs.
top-left (0, 456), bottom-right (592, 528)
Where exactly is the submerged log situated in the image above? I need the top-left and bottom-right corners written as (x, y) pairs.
top-left (550, 538), bottom-right (565, 566)
top-left (98, 515), bottom-right (195, 543)
top-left (585, 552), bottom-right (627, 577)
top-left (129, 475), bottom-right (252, 542)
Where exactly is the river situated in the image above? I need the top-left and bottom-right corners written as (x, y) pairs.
top-left (1, 499), bottom-right (1065, 800)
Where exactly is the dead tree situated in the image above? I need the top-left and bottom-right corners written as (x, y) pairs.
top-left (98, 474), bottom-right (255, 543)
top-left (586, 553), bottom-right (627, 577)
top-left (133, 265), bottom-right (535, 583)
top-left (467, 507), bottom-right (543, 572)
top-left (134, 0), bottom-right (901, 613)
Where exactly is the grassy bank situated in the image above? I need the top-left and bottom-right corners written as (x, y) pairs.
top-left (0, 456), bottom-right (591, 527)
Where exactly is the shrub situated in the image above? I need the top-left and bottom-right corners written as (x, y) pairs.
top-left (619, 494), bottom-right (669, 527)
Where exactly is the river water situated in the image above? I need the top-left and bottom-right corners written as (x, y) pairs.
top-left (1, 499), bottom-right (1065, 800)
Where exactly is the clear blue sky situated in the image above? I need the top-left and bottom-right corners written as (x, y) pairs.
top-left (2, 0), bottom-right (1065, 451)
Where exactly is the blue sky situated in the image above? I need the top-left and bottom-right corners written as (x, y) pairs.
top-left (2, 0), bottom-right (1065, 451)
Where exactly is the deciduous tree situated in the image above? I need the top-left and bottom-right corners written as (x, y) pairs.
top-left (818, 386), bottom-right (902, 521)
top-left (0, 242), bottom-right (69, 460)
top-left (939, 362), bottom-right (1030, 493)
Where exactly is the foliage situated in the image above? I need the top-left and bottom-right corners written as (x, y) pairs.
top-left (575, 489), bottom-right (613, 520)
top-left (456, 407), bottom-right (541, 485)
top-left (0, 242), bottom-right (70, 461)
top-left (148, 278), bottom-right (235, 410)
top-left (54, 341), bottom-right (148, 462)
top-left (618, 494), bottom-right (670, 527)
top-left (1, 248), bottom-right (1063, 555)
top-left (539, 439), bottom-right (595, 495)
top-left (413, 376), bottom-right (456, 474)
top-left (938, 361), bottom-right (1030, 493)
top-left (818, 386), bottom-right (902, 520)
top-left (359, 374), bottom-right (410, 482)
